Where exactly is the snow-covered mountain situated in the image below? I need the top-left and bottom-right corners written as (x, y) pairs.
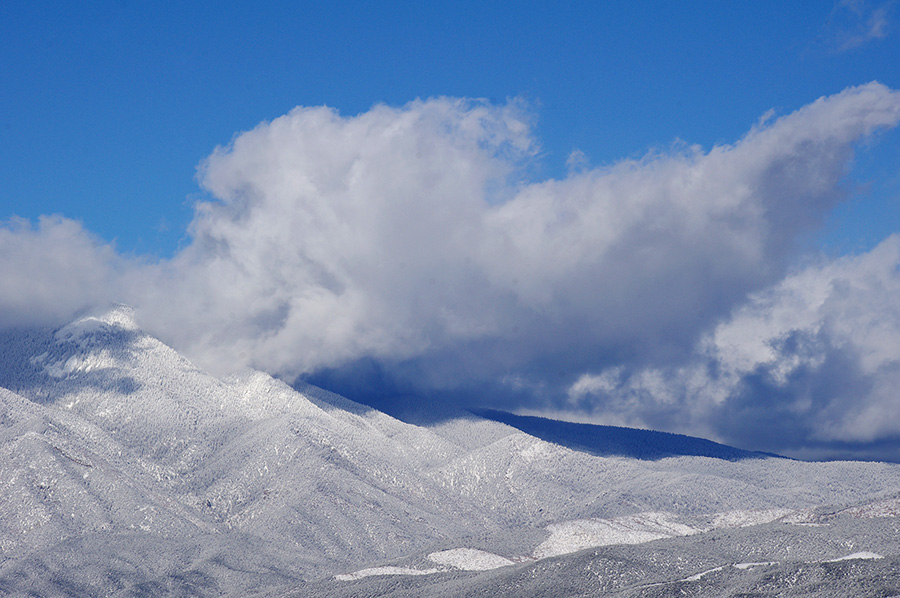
top-left (2, 306), bottom-right (900, 597)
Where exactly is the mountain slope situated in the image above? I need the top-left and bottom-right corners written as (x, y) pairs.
top-left (2, 306), bottom-right (900, 597)
top-left (0, 308), bottom-right (500, 577)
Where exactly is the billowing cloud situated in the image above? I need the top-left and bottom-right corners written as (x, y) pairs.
top-left (0, 216), bottom-right (123, 328)
top-left (568, 235), bottom-right (900, 457)
top-left (131, 83), bottom-right (900, 393)
top-left (2, 83), bottom-right (900, 456)
top-left (132, 98), bottom-right (537, 376)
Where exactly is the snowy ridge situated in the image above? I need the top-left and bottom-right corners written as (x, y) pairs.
top-left (2, 307), bottom-right (900, 596)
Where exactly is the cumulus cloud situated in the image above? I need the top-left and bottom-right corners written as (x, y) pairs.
top-left (132, 98), bottom-right (537, 375)
top-left (129, 83), bottom-right (900, 391)
top-left (0, 216), bottom-right (123, 328)
top-left (3, 83), bottom-right (900, 456)
top-left (567, 235), bottom-right (900, 457)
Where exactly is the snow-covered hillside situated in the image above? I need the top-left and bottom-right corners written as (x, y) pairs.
top-left (2, 306), bottom-right (900, 597)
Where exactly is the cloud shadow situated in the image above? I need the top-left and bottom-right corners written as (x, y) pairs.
top-left (472, 409), bottom-right (782, 462)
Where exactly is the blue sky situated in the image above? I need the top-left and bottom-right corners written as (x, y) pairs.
top-left (4, 1), bottom-right (900, 459)
top-left (3, 1), bottom-right (899, 256)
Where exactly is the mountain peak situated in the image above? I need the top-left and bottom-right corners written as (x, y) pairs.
top-left (55, 304), bottom-right (140, 344)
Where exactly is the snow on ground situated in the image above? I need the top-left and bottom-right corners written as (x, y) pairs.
top-left (733, 561), bottom-right (778, 570)
top-left (336, 509), bottom-right (703, 582)
top-left (335, 548), bottom-right (516, 580)
top-left (335, 503), bottom-right (893, 582)
top-left (709, 508), bottom-right (793, 529)
top-left (334, 566), bottom-right (441, 581)
top-left (427, 548), bottom-right (515, 571)
top-left (533, 512), bottom-right (698, 559)
top-left (679, 565), bottom-right (726, 582)
top-left (824, 551), bottom-right (884, 562)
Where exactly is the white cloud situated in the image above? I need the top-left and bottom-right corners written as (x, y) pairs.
top-left (569, 236), bottom-right (900, 451)
top-left (132, 98), bottom-right (537, 375)
top-left (3, 84), bottom-right (900, 455)
top-left (127, 83), bottom-right (900, 387)
top-left (0, 216), bottom-right (122, 328)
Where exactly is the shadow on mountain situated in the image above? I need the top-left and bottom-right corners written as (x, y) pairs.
top-left (300, 369), bottom-right (780, 461)
top-left (472, 409), bottom-right (781, 461)
top-left (0, 326), bottom-right (143, 405)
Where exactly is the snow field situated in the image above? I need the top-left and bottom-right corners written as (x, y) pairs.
top-left (533, 512), bottom-right (698, 559)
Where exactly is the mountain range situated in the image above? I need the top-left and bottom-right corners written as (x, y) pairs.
top-left (2, 306), bottom-right (899, 597)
